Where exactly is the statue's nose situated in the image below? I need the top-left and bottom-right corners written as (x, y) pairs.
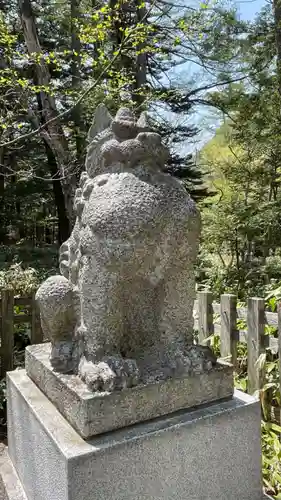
top-left (136, 132), bottom-right (162, 145)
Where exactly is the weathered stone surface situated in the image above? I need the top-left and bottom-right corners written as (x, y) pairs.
top-left (35, 276), bottom-right (78, 373)
top-left (6, 370), bottom-right (263, 500)
top-left (25, 343), bottom-right (233, 439)
top-left (35, 104), bottom-right (217, 392)
top-left (0, 449), bottom-right (27, 500)
top-left (0, 447), bottom-right (271, 500)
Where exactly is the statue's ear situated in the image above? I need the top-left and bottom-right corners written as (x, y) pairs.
top-left (136, 111), bottom-right (152, 132)
top-left (87, 104), bottom-right (113, 143)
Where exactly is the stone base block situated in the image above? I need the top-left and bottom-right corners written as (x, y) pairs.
top-left (0, 449), bottom-right (27, 500)
top-left (4, 370), bottom-right (263, 500)
top-left (25, 343), bottom-right (233, 438)
top-left (0, 449), bottom-right (271, 500)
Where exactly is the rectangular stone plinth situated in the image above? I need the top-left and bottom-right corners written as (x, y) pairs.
top-left (0, 449), bottom-right (270, 500)
top-left (0, 448), bottom-right (27, 500)
top-left (0, 448), bottom-right (271, 500)
top-left (25, 343), bottom-right (233, 438)
top-left (6, 370), bottom-right (262, 500)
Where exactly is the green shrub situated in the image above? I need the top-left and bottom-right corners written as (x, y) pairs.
top-left (0, 263), bottom-right (40, 295)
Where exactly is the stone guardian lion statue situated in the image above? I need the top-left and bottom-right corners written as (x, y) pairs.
top-left (36, 105), bottom-right (216, 392)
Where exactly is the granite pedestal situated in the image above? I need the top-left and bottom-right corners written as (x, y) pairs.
top-left (25, 344), bottom-right (234, 438)
top-left (0, 369), bottom-right (264, 500)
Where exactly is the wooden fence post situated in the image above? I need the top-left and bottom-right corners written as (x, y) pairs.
top-left (31, 292), bottom-right (43, 345)
top-left (1, 290), bottom-right (14, 378)
top-left (220, 294), bottom-right (238, 367)
top-left (247, 297), bottom-right (265, 395)
top-left (198, 291), bottom-right (214, 344)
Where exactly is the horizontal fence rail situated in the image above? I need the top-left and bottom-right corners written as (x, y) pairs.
top-left (194, 291), bottom-right (281, 400)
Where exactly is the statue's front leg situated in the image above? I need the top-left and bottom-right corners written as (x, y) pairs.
top-left (78, 257), bottom-right (139, 391)
top-left (158, 268), bottom-right (216, 376)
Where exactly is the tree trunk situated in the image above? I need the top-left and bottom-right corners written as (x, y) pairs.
top-left (109, 0), bottom-right (136, 98)
top-left (18, 0), bottom-right (76, 226)
top-left (274, 0), bottom-right (281, 99)
top-left (0, 144), bottom-right (6, 244)
top-left (109, 0), bottom-right (148, 108)
top-left (44, 142), bottom-right (71, 244)
top-left (134, 0), bottom-right (147, 107)
top-left (71, 0), bottom-right (85, 169)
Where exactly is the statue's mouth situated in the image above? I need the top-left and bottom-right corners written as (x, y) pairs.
top-left (111, 110), bottom-right (152, 141)
top-left (100, 132), bottom-right (168, 168)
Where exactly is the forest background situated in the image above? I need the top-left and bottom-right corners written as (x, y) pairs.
top-left (1, 0), bottom-right (278, 302)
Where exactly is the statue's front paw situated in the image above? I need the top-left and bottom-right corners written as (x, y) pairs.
top-left (105, 356), bottom-right (140, 390)
top-left (79, 356), bottom-right (140, 392)
top-left (185, 345), bottom-right (217, 374)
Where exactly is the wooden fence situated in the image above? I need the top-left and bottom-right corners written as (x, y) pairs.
top-left (194, 291), bottom-right (281, 397)
top-left (0, 290), bottom-right (43, 379)
top-left (0, 288), bottom-right (281, 401)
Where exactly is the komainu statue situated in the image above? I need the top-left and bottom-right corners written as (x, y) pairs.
top-left (36, 105), bottom-right (216, 392)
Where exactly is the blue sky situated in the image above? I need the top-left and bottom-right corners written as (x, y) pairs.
top-left (236, 0), bottom-right (267, 20)
top-left (189, 0), bottom-right (270, 150)
top-left (162, 0), bottom-right (269, 153)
